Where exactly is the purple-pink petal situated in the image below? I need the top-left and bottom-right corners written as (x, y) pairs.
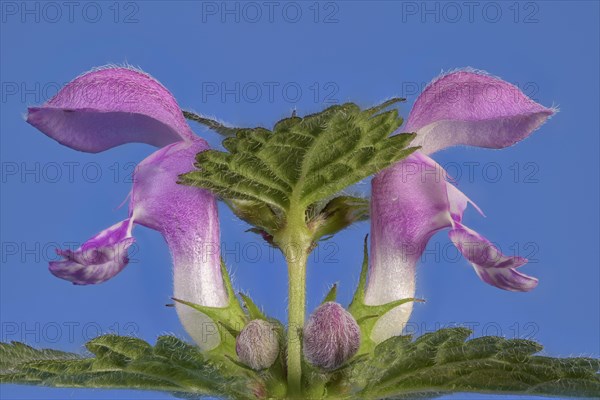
top-left (404, 69), bottom-right (555, 154)
top-left (49, 218), bottom-right (135, 285)
top-left (366, 152), bottom-right (537, 342)
top-left (26, 67), bottom-right (196, 153)
top-left (449, 223), bottom-right (538, 292)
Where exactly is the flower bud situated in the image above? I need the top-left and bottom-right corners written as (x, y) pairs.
top-left (303, 302), bottom-right (360, 370)
top-left (236, 319), bottom-right (279, 370)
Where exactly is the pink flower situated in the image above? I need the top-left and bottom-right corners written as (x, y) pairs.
top-left (27, 67), bottom-right (227, 349)
top-left (365, 69), bottom-right (555, 343)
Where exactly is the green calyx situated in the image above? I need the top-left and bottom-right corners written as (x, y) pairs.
top-left (172, 259), bottom-right (246, 361)
top-left (348, 236), bottom-right (425, 355)
top-left (173, 258), bottom-right (287, 397)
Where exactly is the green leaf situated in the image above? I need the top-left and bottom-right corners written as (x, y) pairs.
top-left (3, 330), bottom-right (599, 399)
top-left (0, 341), bottom-right (80, 371)
top-left (348, 328), bottom-right (600, 399)
top-left (0, 335), bottom-right (262, 399)
top-left (85, 335), bottom-right (152, 360)
top-left (181, 101), bottom-right (418, 223)
top-left (183, 110), bottom-right (239, 136)
top-left (364, 97), bottom-right (406, 116)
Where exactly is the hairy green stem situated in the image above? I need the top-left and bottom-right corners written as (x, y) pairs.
top-left (274, 205), bottom-right (311, 397)
top-left (286, 248), bottom-right (307, 396)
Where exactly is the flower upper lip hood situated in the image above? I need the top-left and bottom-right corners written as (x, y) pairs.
top-left (26, 66), bottom-right (197, 152)
top-left (405, 68), bottom-right (554, 154)
top-left (365, 69), bottom-right (555, 343)
top-left (26, 66), bottom-right (227, 350)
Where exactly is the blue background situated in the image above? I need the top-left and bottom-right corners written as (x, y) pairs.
top-left (1, 1), bottom-right (598, 399)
